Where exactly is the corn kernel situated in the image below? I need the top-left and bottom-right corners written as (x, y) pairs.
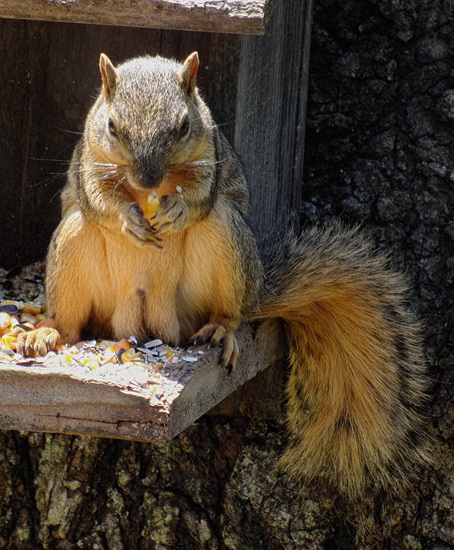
top-left (0, 312), bottom-right (11, 330)
top-left (1, 334), bottom-right (17, 351)
top-left (0, 327), bottom-right (11, 337)
top-left (119, 348), bottom-right (142, 363)
top-left (101, 349), bottom-right (117, 364)
top-left (146, 191), bottom-right (160, 215)
top-left (22, 303), bottom-right (41, 315)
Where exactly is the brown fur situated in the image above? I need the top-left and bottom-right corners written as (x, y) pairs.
top-left (17, 53), bottom-right (429, 498)
top-left (254, 223), bottom-right (428, 497)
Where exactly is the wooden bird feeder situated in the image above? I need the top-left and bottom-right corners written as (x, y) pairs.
top-left (0, 0), bottom-right (313, 440)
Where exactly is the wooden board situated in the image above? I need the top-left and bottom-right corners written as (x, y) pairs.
top-left (0, 320), bottom-right (286, 441)
top-left (0, 0), bottom-right (275, 35)
top-left (233, 0), bottom-right (314, 237)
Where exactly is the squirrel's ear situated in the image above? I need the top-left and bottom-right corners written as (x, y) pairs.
top-left (99, 54), bottom-right (118, 98)
top-left (180, 52), bottom-right (199, 96)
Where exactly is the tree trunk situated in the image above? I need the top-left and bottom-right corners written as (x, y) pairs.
top-left (1, 0), bottom-right (453, 548)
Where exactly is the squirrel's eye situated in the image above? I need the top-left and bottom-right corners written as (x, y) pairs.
top-left (108, 118), bottom-right (118, 138)
top-left (179, 115), bottom-right (190, 138)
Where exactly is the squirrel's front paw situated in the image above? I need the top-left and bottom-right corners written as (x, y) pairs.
top-left (122, 203), bottom-right (163, 247)
top-left (152, 193), bottom-right (188, 235)
top-left (16, 327), bottom-right (60, 357)
top-left (191, 323), bottom-right (239, 373)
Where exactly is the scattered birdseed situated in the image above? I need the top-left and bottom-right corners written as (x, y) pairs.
top-left (144, 339), bottom-right (163, 348)
top-left (181, 355), bottom-right (198, 363)
top-left (0, 261), bottom-right (207, 403)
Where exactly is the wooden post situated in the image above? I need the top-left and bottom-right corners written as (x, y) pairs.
top-left (234, 0), bottom-right (314, 237)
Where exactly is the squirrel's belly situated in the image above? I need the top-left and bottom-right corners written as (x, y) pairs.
top-left (98, 230), bottom-right (186, 344)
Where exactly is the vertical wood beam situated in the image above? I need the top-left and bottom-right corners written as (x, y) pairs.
top-left (233, 0), bottom-right (314, 236)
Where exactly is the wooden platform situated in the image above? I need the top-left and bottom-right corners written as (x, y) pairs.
top-left (0, 0), bottom-right (275, 35)
top-left (0, 320), bottom-right (285, 441)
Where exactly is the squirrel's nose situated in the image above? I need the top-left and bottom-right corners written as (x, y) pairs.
top-left (136, 162), bottom-right (165, 189)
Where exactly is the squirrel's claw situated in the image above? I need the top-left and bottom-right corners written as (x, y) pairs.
top-left (219, 331), bottom-right (239, 373)
top-left (16, 327), bottom-right (60, 357)
top-left (122, 202), bottom-right (163, 248)
top-left (153, 193), bottom-right (188, 235)
top-left (191, 323), bottom-right (239, 373)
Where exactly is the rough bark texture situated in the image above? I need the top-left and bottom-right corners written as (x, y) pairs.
top-left (1, 0), bottom-right (453, 548)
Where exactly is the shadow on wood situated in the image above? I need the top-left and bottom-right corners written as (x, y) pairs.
top-left (0, 320), bottom-right (285, 441)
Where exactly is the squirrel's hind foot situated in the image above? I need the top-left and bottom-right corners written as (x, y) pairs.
top-left (192, 322), bottom-right (239, 373)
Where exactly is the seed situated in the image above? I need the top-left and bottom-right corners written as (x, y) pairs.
top-left (22, 303), bottom-right (41, 315)
top-left (35, 317), bottom-right (58, 329)
top-left (10, 315), bottom-right (20, 327)
top-left (20, 313), bottom-right (37, 326)
top-left (146, 191), bottom-right (160, 215)
top-left (83, 359), bottom-right (100, 370)
top-left (0, 312), bottom-right (11, 330)
top-left (101, 349), bottom-right (117, 364)
top-left (119, 348), bottom-right (142, 363)
top-left (1, 300), bottom-right (21, 307)
top-left (114, 339), bottom-right (131, 354)
top-left (0, 327), bottom-right (11, 337)
top-left (1, 334), bottom-right (17, 351)
top-left (144, 338), bottom-right (163, 348)
top-left (0, 304), bottom-right (20, 315)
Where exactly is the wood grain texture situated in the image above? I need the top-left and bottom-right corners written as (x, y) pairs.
top-left (0, 320), bottom-right (285, 441)
top-left (234, 0), bottom-right (314, 237)
top-left (0, 0), bottom-right (275, 35)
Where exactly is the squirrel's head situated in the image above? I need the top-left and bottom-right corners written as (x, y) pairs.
top-left (89, 52), bottom-right (213, 190)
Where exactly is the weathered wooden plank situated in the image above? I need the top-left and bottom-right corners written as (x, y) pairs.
top-left (0, 320), bottom-right (285, 441)
top-left (0, 0), bottom-right (275, 35)
top-left (233, 0), bottom-right (314, 237)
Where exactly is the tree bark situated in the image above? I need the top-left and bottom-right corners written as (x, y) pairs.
top-left (1, 0), bottom-right (453, 548)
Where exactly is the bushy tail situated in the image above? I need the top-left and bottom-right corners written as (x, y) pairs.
top-left (252, 222), bottom-right (429, 498)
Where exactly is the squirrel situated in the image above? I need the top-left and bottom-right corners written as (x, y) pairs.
top-left (17, 52), bottom-right (429, 498)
